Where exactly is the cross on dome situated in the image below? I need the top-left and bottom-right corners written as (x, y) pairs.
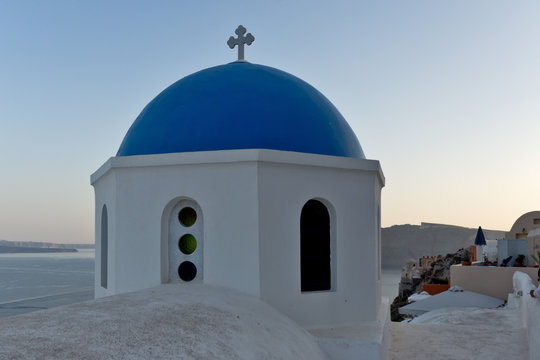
top-left (227, 25), bottom-right (254, 62)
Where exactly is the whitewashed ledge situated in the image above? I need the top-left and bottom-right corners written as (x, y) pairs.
top-left (0, 284), bottom-right (328, 360)
top-left (509, 271), bottom-right (540, 360)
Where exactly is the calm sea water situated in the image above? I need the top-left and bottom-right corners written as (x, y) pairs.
top-left (381, 267), bottom-right (401, 301)
top-left (0, 249), bottom-right (94, 304)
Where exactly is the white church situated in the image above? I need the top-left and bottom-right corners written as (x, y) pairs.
top-left (2, 26), bottom-right (389, 360)
top-left (91, 25), bottom-right (388, 359)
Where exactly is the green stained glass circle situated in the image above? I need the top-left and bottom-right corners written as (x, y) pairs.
top-left (179, 234), bottom-right (197, 255)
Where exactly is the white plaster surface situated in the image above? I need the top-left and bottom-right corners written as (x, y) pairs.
top-left (450, 264), bottom-right (539, 300)
top-left (506, 210), bottom-right (540, 239)
top-left (309, 297), bottom-right (391, 360)
top-left (512, 271), bottom-right (540, 360)
top-left (257, 156), bottom-right (383, 326)
top-left (390, 307), bottom-right (529, 360)
top-left (0, 284), bottom-right (328, 360)
top-left (91, 149), bottom-right (384, 328)
top-left (409, 306), bottom-right (522, 326)
top-left (399, 290), bottom-right (504, 316)
top-left (390, 271), bottom-right (538, 360)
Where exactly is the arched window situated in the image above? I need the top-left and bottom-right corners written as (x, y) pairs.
top-left (168, 200), bottom-right (203, 283)
top-left (101, 205), bottom-right (108, 289)
top-left (377, 205), bottom-right (381, 280)
top-left (301, 200), bottom-right (331, 292)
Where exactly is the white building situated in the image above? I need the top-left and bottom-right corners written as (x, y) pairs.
top-left (91, 28), bottom-right (388, 359)
top-left (505, 211), bottom-right (540, 266)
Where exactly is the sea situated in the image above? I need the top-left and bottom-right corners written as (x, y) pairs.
top-left (0, 250), bottom-right (402, 317)
top-left (381, 267), bottom-right (402, 301)
top-left (0, 249), bottom-right (94, 317)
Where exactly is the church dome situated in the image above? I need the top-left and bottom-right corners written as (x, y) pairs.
top-left (117, 62), bottom-right (365, 158)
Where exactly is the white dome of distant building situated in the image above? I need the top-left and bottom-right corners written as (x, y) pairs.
top-left (506, 211), bottom-right (540, 239)
top-left (0, 284), bottom-right (328, 360)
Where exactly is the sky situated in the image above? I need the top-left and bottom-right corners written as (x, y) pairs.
top-left (1, 1), bottom-right (539, 244)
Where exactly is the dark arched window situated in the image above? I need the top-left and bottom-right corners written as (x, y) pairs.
top-left (101, 205), bottom-right (108, 289)
top-left (301, 200), bottom-right (331, 292)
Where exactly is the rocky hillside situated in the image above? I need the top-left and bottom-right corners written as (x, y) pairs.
top-left (390, 249), bottom-right (469, 321)
top-left (382, 222), bottom-right (505, 267)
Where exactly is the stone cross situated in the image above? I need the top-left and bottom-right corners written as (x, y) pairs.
top-left (227, 25), bottom-right (255, 61)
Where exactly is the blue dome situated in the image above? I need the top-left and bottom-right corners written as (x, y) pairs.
top-left (117, 62), bottom-right (365, 158)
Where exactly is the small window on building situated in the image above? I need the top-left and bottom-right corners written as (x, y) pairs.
top-left (534, 219), bottom-right (540, 225)
top-left (101, 205), bottom-right (108, 289)
top-left (178, 207), bottom-right (197, 227)
top-left (178, 261), bottom-right (197, 281)
top-left (179, 234), bottom-right (197, 255)
top-left (168, 200), bottom-right (203, 283)
top-left (301, 200), bottom-right (331, 292)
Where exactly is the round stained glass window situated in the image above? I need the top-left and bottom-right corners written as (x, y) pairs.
top-left (178, 207), bottom-right (197, 227)
top-left (179, 234), bottom-right (197, 255)
top-left (178, 261), bottom-right (197, 282)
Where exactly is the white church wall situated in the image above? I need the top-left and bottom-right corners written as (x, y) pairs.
top-left (92, 149), bottom-right (385, 324)
top-left (92, 151), bottom-right (262, 297)
top-left (112, 168), bottom-right (163, 294)
top-left (93, 168), bottom-right (117, 298)
top-left (256, 151), bottom-right (384, 327)
top-left (374, 188), bottom-right (383, 316)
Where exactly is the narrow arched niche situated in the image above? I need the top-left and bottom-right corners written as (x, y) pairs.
top-left (100, 205), bottom-right (108, 289)
top-left (377, 205), bottom-right (381, 280)
top-left (301, 199), bottom-right (331, 292)
top-left (164, 199), bottom-right (204, 283)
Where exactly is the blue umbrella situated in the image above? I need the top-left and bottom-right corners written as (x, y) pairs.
top-left (474, 226), bottom-right (487, 246)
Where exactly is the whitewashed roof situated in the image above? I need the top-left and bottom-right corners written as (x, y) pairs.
top-left (0, 284), bottom-right (328, 360)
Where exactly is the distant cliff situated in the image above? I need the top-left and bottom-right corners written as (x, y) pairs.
top-left (382, 222), bottom-right (505, 267)
top-left (0, 240), bottom-right (93, 253)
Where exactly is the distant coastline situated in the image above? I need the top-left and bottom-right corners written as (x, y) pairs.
top-left (0, 240), bottom-right (94, 254)
top-left (0, 246), bottom-right (77, 253)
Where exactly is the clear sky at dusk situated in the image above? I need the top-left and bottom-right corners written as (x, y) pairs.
top-left (1, 1), bottom-right (539, 244)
